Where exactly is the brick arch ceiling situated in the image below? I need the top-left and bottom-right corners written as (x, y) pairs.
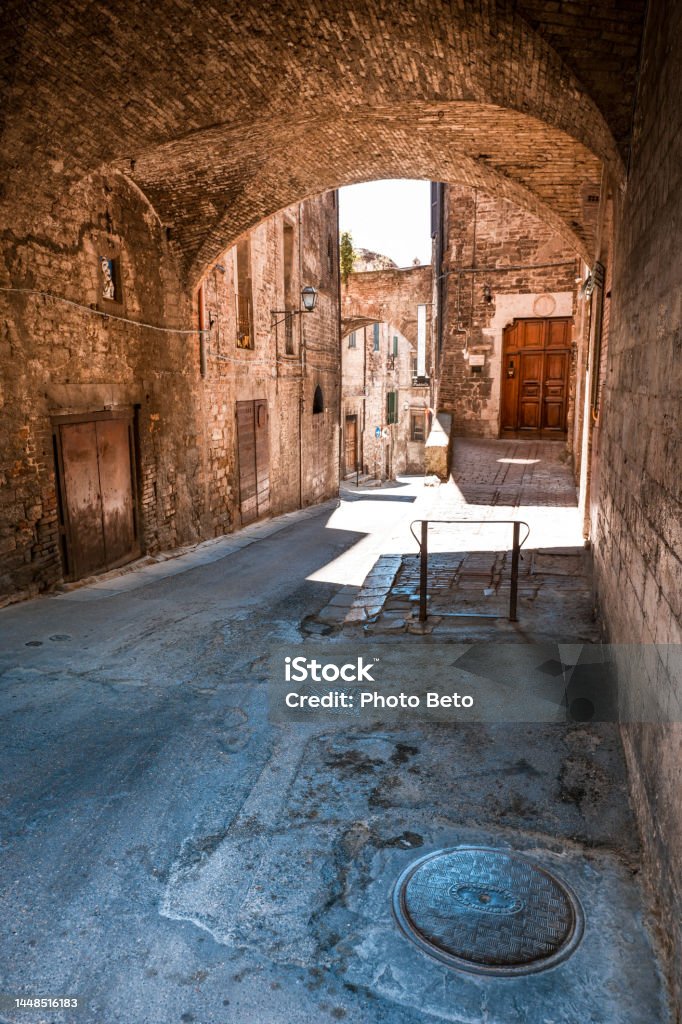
top-left (1, 0), bottom-right (643, 281)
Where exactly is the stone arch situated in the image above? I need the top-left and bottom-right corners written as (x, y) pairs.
top-left (127, 103), bottom-right (601, 285)
top-left (1, 2), bottom-right (629, 287)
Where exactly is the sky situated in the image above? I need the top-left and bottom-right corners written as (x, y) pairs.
top-left (338, 179), bottom-right (432, 268)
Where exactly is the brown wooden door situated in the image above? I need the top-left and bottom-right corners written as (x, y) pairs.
top-left (96, 418), bottom-right (137, 565)
top-left (236, 400), bottom-right (270, 524)
top-left (518, 351), bottom-right (544, 431)
top-left (344, 415), bottom-right (358, 475)
top-left (57, 414), bottom-right (138, 579)
top-left (501, 318), bottom-right (571, 437)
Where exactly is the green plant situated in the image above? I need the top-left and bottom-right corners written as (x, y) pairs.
top-left (339, 230), bottom-right (355, 285)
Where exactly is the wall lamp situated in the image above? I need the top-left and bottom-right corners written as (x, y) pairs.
top-left (271, 285), bottom-right (318, 328)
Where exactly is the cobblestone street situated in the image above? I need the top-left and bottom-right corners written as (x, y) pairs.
top-left (343, 439), bottom-right (596, 641)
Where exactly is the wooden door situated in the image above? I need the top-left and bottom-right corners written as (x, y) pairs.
top-left (56, 413), bottom-right (138, 580)
top-left (344, 415), bottom-right (358, 475)
top-left (60, 421), bottom-right (106, 577)
top-left (518, 351), bottom-right (544, 431)
top-left (236, 400), bottom-right (270, 524)
top-left (500, 318), bottom-right (571, 437)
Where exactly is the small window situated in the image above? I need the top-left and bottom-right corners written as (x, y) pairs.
top-left (348, 331), bottom-right (357, 349)
top-left (386, 390), bottom-right (398, 425)
top-left (283, 221), bottom-right (296, 355)
top-left (373, 323), bottom-right (380, 351)
top-left (236, 239), bottom-right (254, 349)
top-left (327, 236), bottom-right (334, 278)
top-left (392, 335), bottom-right (399, 357)
top-left (410, 410), bottom-right (426, 442)
top-left (313, 385), bottom-right (324, 415)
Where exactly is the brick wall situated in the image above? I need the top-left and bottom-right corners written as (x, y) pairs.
top-left (592, 0), bottom-right (682, 1001)
top-left (341, 266), bottom-right (434, 478)
top-left (0, 177), bottom-right (340, 602)
top-left (0, 169), bottom-right (202, 602)
top-left (199, 192), bottom-right (340, 526)
top-left (437, 185), bottom-right (580, 439)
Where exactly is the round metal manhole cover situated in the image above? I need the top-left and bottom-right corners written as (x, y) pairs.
top-left (392, 847), bottom-right (584, 976)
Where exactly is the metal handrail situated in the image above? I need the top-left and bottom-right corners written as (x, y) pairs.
top-left (409, 518), bottom-right (531, 623)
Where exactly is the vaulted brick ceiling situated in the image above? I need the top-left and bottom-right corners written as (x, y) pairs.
top-left (0, 0), bottom-right (645, 282)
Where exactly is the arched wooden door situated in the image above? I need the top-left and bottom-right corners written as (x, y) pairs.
top-left (500, 318), bottom-right (572, 438)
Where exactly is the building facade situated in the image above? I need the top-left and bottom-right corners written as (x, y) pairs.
top-left (0, 181), bottom-right (340, 603)
top-left (341, 264), bottom-right (434, 480)
top-left (432, 183), bottom-right (582, 445)
top-left (199, 194), bottom-right (341, 530)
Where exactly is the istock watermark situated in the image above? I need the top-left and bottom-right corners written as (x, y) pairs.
top-left (265, 643), bottom-right (681, 727)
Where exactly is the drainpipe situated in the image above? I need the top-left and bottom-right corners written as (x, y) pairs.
top-left (198, 283), bottom-right (207, 378)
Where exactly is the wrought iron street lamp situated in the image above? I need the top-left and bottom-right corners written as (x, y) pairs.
top-left (271, 285), bottom-right (318, 328)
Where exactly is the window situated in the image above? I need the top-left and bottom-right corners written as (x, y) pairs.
top-left (386, 390), bottom-right (398, 425)
top-left (348, 331), bottom-right (357, 348)
top-left (392, 335), bottom-right (399, 357)
top-left (410, 410), bottom-right (426, 442)
top-left (373, 323), bottom-right (380, 351)
top-left (327, 235), bottom-right (334, 279)
top-left (313, 385), bottom-right (324, 415)
top-left (236, 239), bottom-right (254, 349)
top-left (283, 221), bottom-right (296, 355)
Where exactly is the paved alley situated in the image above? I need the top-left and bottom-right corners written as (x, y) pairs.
top-left (0, 441), bottom-right (671, 1024)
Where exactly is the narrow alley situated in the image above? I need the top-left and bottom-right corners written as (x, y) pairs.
top-left (1, 4), bottom-right (680, 1022)
top-left (0, 441), bottom-right (669, 1023)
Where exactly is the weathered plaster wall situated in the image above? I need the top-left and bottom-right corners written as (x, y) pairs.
top-left (592, 1), bottom-right (682, 1001)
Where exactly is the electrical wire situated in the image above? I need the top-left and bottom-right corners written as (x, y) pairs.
top-left (0, 284), bottom-right (338, 373)
top-left (0, 285), bottom-right (201, 335)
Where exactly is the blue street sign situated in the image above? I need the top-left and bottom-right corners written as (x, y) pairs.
top-left (375, 426), bottom-right (382, 438)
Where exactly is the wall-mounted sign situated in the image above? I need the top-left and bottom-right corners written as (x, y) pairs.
top-left (375, 426), bottom-right (382, 438)
top-left (468, 353), bottom-right (486, 367)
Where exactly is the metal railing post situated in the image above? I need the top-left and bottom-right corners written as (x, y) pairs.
top-left (419, 520), bottom-right (428, 622)
top-left (510, 521), bottom-right (520, 622)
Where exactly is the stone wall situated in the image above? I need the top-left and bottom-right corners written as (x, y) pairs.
top-left (341, 266), bottom-right (434, 479)
top-left (437, 185), bottom-right (580, 439)
top-left (0, 169), bottom-right (201, 602)
top-left (200, 193), bottom-right (340, 527)
top-left (591, 0), bottom-right (682, 1000)
top-left (0, 178), bottom-right (340, 603)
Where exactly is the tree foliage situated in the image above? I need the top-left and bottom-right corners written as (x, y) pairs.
top-left (339, 230), bottom-right (355, 285)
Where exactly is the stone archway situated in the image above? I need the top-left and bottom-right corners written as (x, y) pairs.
top-left (1, 0), bottom-right (642, 288)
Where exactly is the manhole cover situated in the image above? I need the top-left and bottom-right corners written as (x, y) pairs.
top-left (392, 847), bottom-right (583, 976)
